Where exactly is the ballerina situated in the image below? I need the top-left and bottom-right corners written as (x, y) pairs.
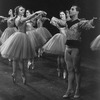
top-left (35, 14), bottom-right (52, 57)
top-left (0, 5), bottom-right (44, 84)
top-left (0, 9), bottom-right (17, 66)
top-left (43, 11), bottom-right (68, 78)
top-left (26, 9), bottom-right (46, 69)
top-left (0, 9), bottom-right (17, 44)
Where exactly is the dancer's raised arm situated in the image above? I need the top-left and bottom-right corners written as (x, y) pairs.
top-left (51, 17), bottom-right (66, 26)
top-left (78, 18), bottom-right (96, 30)
top-left (20, 11), bottom-right (46, 23)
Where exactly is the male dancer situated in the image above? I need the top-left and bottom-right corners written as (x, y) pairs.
top-left (63, 5), bottom-right (95, 98)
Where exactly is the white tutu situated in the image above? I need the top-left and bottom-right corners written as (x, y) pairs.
top-left (0, 31), bottom-right (36, 60)
top-left (91, 35), bottom-right (100, 50)
top-left (43, 32), bottom-right (66, 56)
top-left (0, 27), bottom-right (17, 44)
top-left (36, 27), bottom-right (52, 41)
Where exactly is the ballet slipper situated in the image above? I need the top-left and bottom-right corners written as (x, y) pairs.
top-left (63, 90), bottom-right (74, 98)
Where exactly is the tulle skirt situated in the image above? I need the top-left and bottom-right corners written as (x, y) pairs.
top-left (27, 29), bottom-right (47, 50)
top-left (91, 35), bottom-right (100, 50)
top-left (36, 27), bottom-right (52, 42)
top-left (0, 27), bottom-right (17, 44)
top-left (27, 30), bottom-right (40, 50)
top-left (0, 30), bottom-right (2, 45)
top-left (43, 33), bottom-right (67, 55)
top-left (0, 32), bottom-right (36, 60)
top-left (0, 29), bottom-right (2, 37)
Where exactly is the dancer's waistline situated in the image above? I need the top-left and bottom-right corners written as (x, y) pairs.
top-left (65, 40), bottom-right (81, 48)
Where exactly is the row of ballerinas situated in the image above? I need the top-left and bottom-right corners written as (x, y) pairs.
top-left (0, 6), bottom-right (53, 84)
top-left (0, 5), bottom-right (99, 86)
top-left (0, 6), bottom-right (72, 84)
top-left (0, 5), bottom-right (71, 84)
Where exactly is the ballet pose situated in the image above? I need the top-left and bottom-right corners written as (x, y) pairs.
top-left (35, 14), bottom-right (52, 57)
top-left (57, 10), bottom-right (71, 79)
top-left (25, 9), bottom-right (36, 70)
top-left (36, 14), bottom-right (52, 41)
top-left (43, 11), bottom-right (68, 78)
top-left (0, 9), bottom-right (17, 65)
top-left (26, 10), bottom-right (36, 31)
top-left (0, 9), bottom-right (17, 44)
top-left (0, 6), bottom-right (44, 84)
top-left (63, 5), bottom-right (95, 98)
top-left (26, 9), bottom-right (46, 69)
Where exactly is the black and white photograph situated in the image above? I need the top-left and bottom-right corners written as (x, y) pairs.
top-left (0, 0), bottom-right (99, 100)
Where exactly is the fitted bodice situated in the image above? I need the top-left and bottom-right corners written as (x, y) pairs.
top-left (37, 19), bottom-right (44, 27)
top-left (59, 27), bottom-right (67, 36)
top-left (15, 16), bottom-right (26, 33)
top-left (7, 17), bottom-right (15, 27)
top-left (58, 20), bottom-right (68, 36)
top-left (26, 21), bottom-right (35, 31)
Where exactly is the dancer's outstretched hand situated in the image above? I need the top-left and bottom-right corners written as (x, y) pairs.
top-left (35, 10), bottom-right (47, 15)
top-left (35, 10), bottom-right (43, 14)
top-left (40, 11), bottom-right (47, 16)
top-left (47, 18), bottom-right (50, 21)
top-left (0, 16), bottom-right (5, 19)
top-left (93, 17), bottom-right (98, 20)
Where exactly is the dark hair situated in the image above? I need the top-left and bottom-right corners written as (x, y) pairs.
top-left (26, 9), bottom-right (31, 13)
top-left (65, 10), bottom-right (69, 14)
top-left (59, 10), bottom-right (65, 14)
top-left (8, 9), bottom-right (13, 16)
top-left (14, 6), bottom-right (23, 17)
top-left (9, 9), bottom-right (13, 13)
top-left (26, 9), bottom-right (32, 17)
top-left (72, 5), bottom-right (80, 12)
top-left (59, 10), bottom-right (66, 17)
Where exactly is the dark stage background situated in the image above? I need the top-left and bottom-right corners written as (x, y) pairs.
top-left (0, 0), bottom-right (100, 66)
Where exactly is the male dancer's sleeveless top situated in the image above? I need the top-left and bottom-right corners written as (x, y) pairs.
top-left (66, 19), bottom-right (94, 48)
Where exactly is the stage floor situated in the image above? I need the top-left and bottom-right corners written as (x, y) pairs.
top-left (0, 53), bottom-right (99, 100)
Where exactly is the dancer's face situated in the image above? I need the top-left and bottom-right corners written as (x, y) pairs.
top-left (60, 11), bottom-right (66, 20)
top-left (19, 7), bottom-right (25, 16)
top-left (8, 9), bottom-right (13, 15)
top-left (26, 10), bottom-right (31, 17)
top-left (70, 6), bottom-right (79, 17)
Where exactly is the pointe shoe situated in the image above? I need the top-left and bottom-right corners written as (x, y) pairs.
top-left (27, 62), bottom-right (31, 69)
top-left (57, 69), bottom-right (61, 77)
top-left (8, 59), bottom-right (11, 62)
top-left (58, 71), bottom-right (61, 77)
top-left (63, 71), bottom-right (66, 79)
top-left (22, 76), bottom-right (26, 85)
top-left (38, 54), bottom-right (40, 58)
top-left (29, 64), bottom-right (35, 70)
top-left (12, 74), bottom-right (16, 84)
top-left (74, 90), bottom-right (80, 98)
top-left (31, 65), bottom-right (35, 70)
top-left (63, 90), bottom-right (74, 98)
top-left (74, 94), bottom-right (80, 98)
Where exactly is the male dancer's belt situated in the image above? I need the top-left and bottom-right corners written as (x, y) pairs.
top-left (66, 40), bottom-right (81, 48)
